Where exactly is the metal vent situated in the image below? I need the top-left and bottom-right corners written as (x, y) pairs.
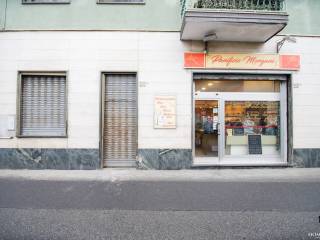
top-left (103, 74), bottom-right (137, 167)
top-left (19, 75), bottom-right (67, 137)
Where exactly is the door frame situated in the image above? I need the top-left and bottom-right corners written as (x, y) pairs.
top-left (193, 97), bottom-right (222, 165)
top-left (99, 72), bottom-right (138, 168)
top-left (191, 72), bottom-right (289, 167)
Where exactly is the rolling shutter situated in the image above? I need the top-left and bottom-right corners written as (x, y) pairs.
top-left (103, 74), bottom-right (137, 167)
top-left (20, 75), bottom-right (66, 137)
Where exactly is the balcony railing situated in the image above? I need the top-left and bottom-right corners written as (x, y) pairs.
top-left (181, 0), bottom-right (286, 17)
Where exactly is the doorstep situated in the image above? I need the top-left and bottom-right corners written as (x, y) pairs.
top-left (192, 157), bottom-right (287, 167)
top-left (192, 162), bottom-right (289, 167)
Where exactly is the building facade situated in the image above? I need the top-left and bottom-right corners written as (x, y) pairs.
top-left (0, 0), bottom-right (319, 169)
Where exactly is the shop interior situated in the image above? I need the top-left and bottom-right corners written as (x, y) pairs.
top-left (194, 79), bottom-right (282, 160)
top-left (195, 100), bottom-right (219, 157)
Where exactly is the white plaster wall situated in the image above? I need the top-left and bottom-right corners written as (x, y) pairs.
top-left (0, 31), bottom-right (319, 150)
top-left (285, 37), bottom-right (320, 149)
top-left (0, 31), bottom-right (191, 149)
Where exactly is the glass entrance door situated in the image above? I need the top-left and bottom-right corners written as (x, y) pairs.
top-left (194, 100), bottom-right (220, 164)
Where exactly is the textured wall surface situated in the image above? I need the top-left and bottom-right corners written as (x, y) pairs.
top-left (0, 0), bottom-right (319, 35)
top-left (0, 148), bottom-right (100, 169)
top-left (137, 149), bottom-right (193, 170)
top-left (3, 0), bottom-right (181, 31)
top-left (293, 149), bottom-right (320, 168)
top-left (283, 0), bottom-right (320, 36)
top-left (1, 147), bottom-right (319, 170)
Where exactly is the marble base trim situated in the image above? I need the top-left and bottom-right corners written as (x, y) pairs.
top-left (292, 149), bottom-right (320, 168)
top-left (0, 148), bottom-right (100, 170)
top-left (1, 148), bottom-right (319, 170)
top-left (137, 149), bottom-right (192, 170)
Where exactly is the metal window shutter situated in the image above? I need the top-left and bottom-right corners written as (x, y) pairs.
top-left (20, 75), bottom-right (66, 137)
top-left (103, 74), bottom-right (137, 167)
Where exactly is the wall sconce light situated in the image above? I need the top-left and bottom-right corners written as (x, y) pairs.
top-left (277, 36), bottom-right (297, 53)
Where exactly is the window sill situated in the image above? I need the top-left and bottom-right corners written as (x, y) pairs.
top-left (16, 135), bottom-right (68, 138)
top-left (22, 1), bottom-right (71, 4)
top-left (96, 1), bottom-right (145, 4)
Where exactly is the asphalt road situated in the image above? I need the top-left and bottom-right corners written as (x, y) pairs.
top-left (0, 172), bottom-right (320, 239)
top-left (0, 208), bottom-right (319, 240)
top-left (1, 180), bottom-right (320, 211)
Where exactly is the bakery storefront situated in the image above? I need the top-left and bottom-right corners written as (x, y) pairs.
top-left (186, 53), bottom-right (300, 166)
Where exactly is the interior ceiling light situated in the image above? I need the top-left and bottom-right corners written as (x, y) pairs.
top-left (202, 87), bottom-right (206, 90)
top-left (208, 83), bottom-right (213, 86)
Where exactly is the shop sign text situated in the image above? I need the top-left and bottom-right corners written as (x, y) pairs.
top-left (184, 52), bottom-right (300, 70)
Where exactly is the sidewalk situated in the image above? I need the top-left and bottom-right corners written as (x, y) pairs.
top-left (0, 168), bottom-right (320, 182)
top-left (1, 168), bottom-right (320, 212)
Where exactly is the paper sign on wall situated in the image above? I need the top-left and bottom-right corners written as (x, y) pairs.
top-left (154, 96), bottom-right (176, 129)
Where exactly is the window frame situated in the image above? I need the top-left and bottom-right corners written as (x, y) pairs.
top-left (17, 71), bottom-right (68, 138)
top-left (22, 0), bottom-right (71, 4)
top-left (96, 0), bottom-right (145, 4)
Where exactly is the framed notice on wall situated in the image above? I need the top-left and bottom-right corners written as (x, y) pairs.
top-left (154, 96), bottom-right (176, 129)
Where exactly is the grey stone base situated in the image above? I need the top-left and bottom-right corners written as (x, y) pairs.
top-left (293, 149), bottom-right (320, 168)
top-left (0, 148), bottom-right (100, 170)
top-left (137, 149), bottom-right (192, 170)
top-left (1, 148), bottom-right (319, 170)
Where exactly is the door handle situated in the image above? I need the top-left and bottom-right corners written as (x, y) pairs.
top-left (217, 122), bottom-right (221, 135)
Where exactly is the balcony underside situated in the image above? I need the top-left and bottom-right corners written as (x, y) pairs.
top-left (181, 10), bottom-right (288, 42)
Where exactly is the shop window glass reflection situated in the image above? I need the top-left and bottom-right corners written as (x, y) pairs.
top-left (225, 101), bottom-right (280, 156)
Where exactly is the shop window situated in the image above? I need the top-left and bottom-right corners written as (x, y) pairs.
top-left (22, 0), bottom-right (70, 4)
top-left (97, 0), bottom-right (145, 4)
top-left (225, 101), bottom-right (280, 156)
top-left (18, 73), bottom-right (67, 137)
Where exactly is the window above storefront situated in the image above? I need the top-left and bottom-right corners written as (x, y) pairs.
top-left (195, 80), bottom-right (280, 93)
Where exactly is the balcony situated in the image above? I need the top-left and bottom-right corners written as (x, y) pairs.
top-left (180, 0), bottom-right (289, 42)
